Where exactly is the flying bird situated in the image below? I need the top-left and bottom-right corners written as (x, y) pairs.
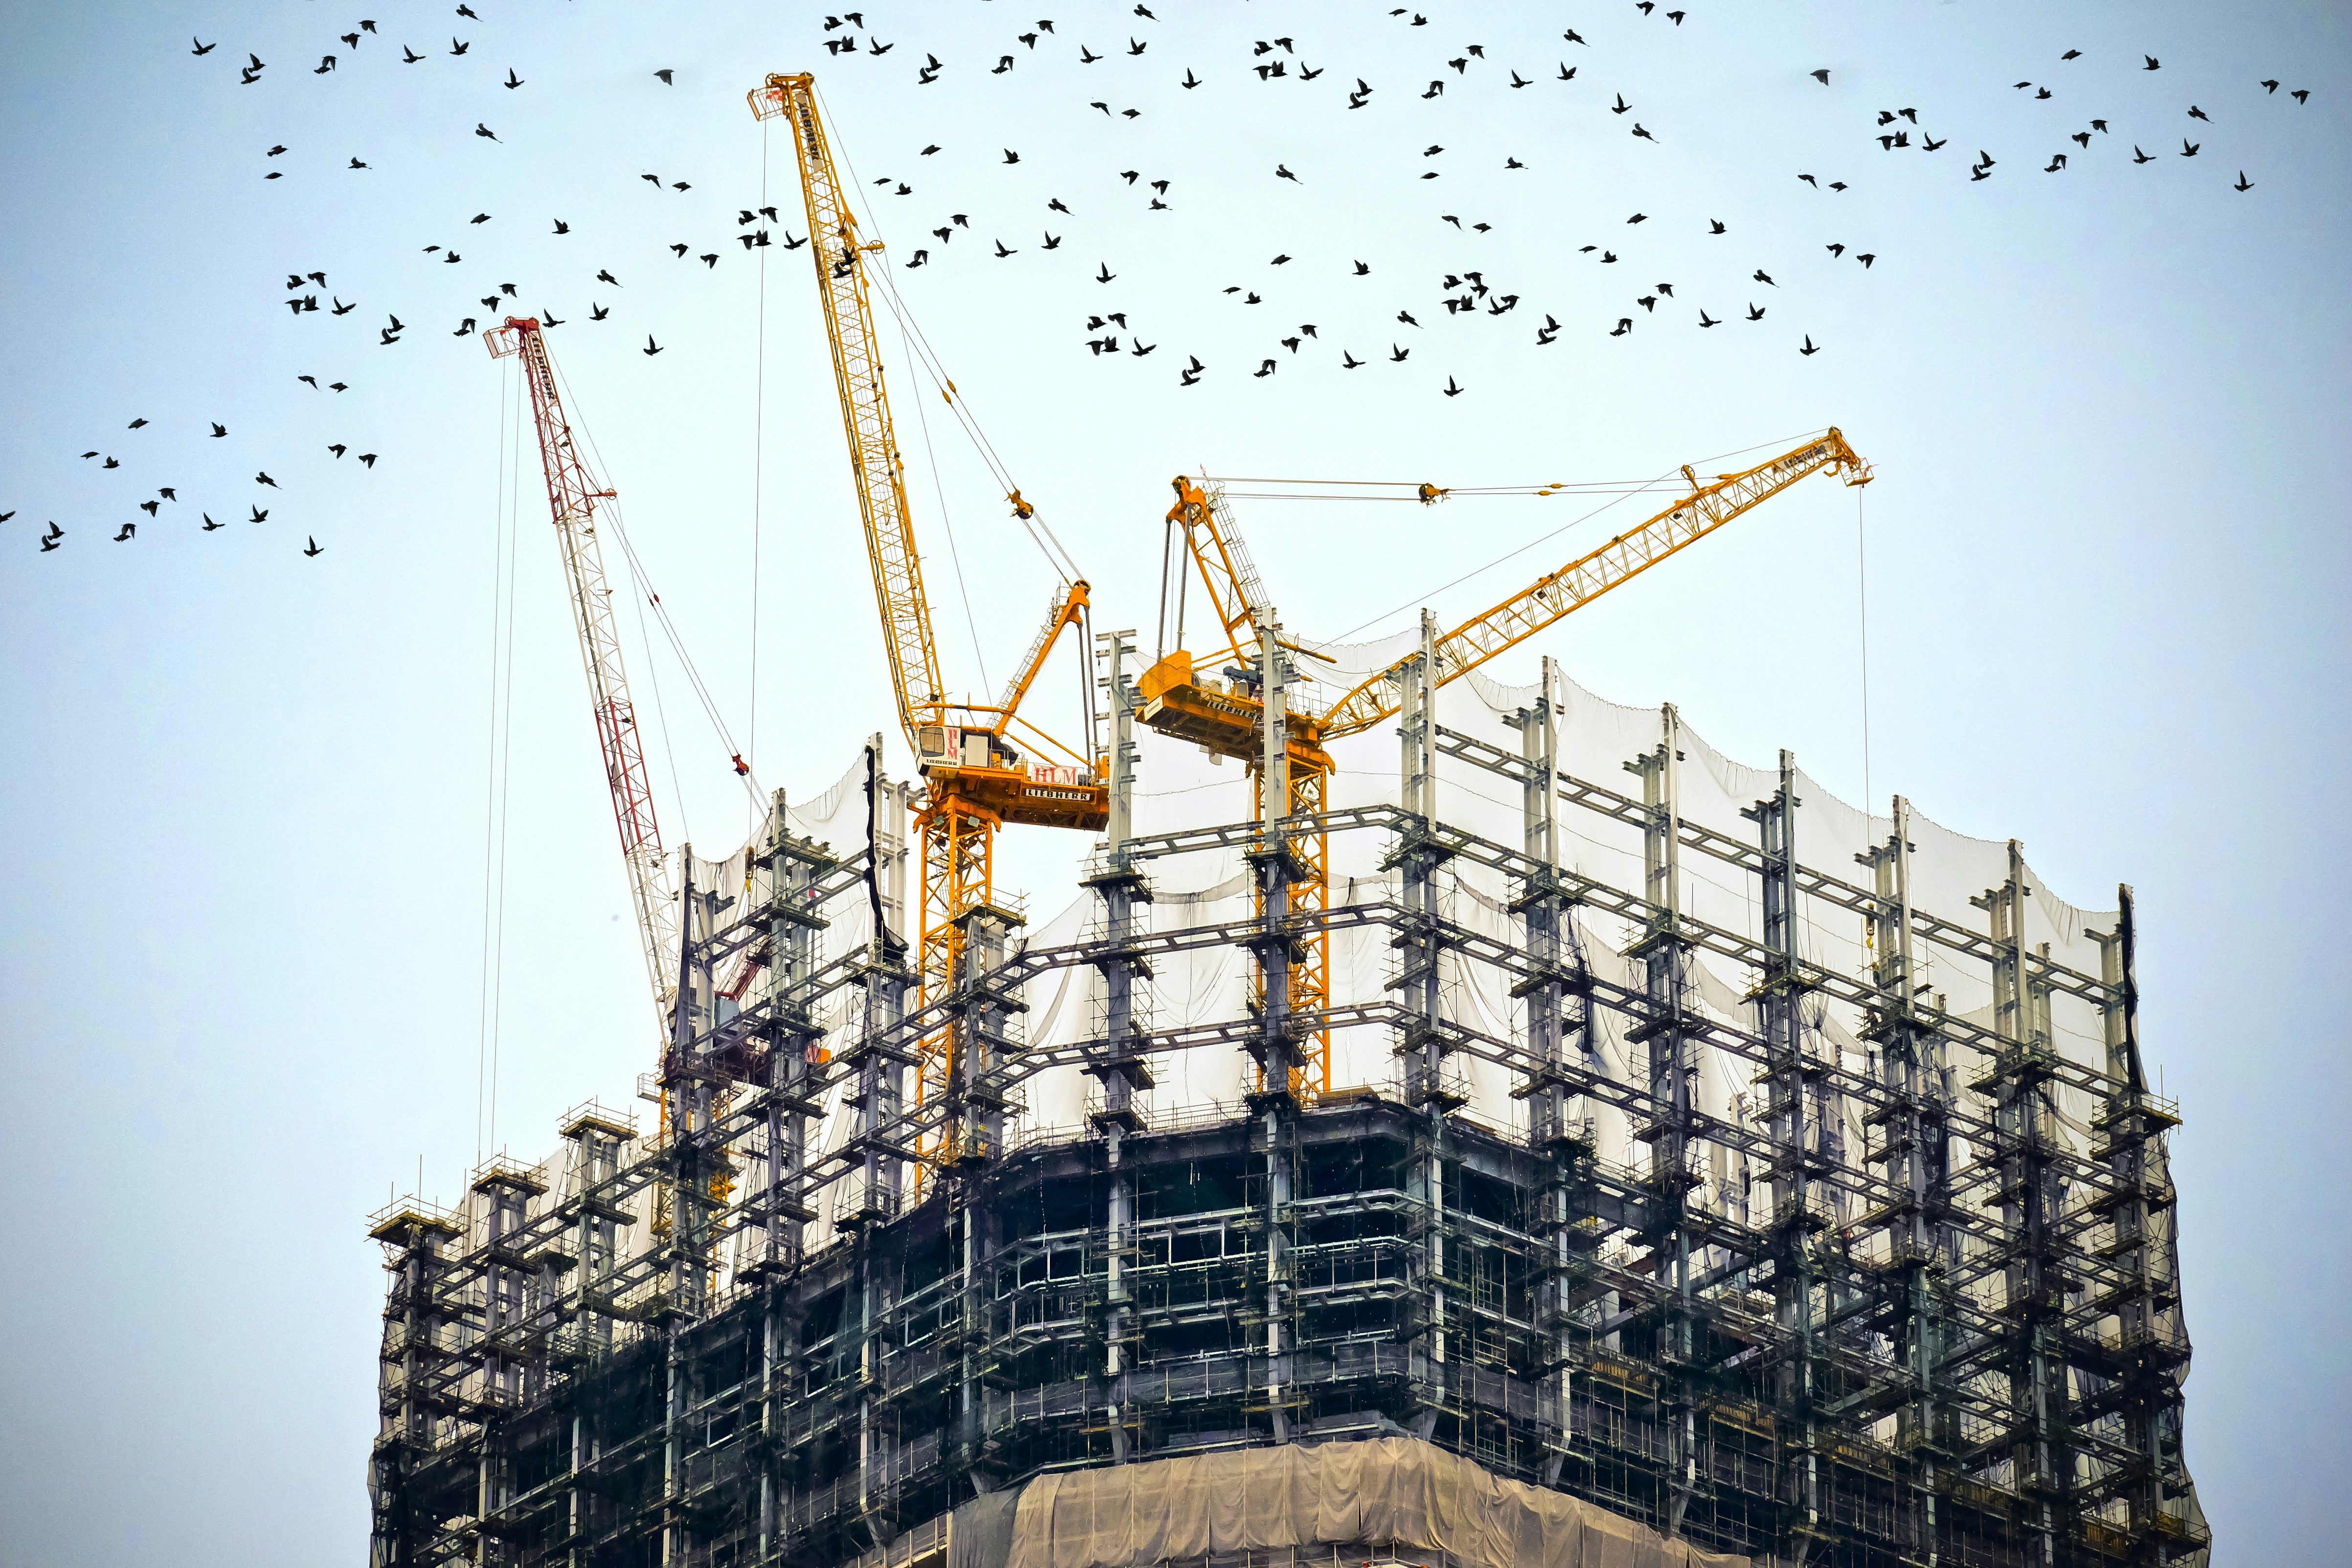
top-left (192, 37), bottom-right (215, 55)
top-left (1810, 68), bottom-right (1829, 84)
top-left (1341, 351), bottom-right (1363, 368)
top-left (250, 505), bottom-right (269, 523)
top-left (1746, 303), bottom-right (1765, 320)
top-left (656, 68), bottom-right (674, 84)
top-left (211, 423), bottom-right (227, 437)
top-left (304, 537), bottom-right (324, 557)
top-left (1389, 343), bottom-right (1409, 362)
top-left (1443, 376), bottom-right (1463, 397)
top-left (1709, 219), bottom-right (1726, 234)
top-left (1275, 163), bottom-right (1300, 182)
top-left (644, 335), bottom-right (664, 356)
top-left (1800, 336), bottom-right (1820, 356)
top-left (1698, 310), bottom-right (1718, 327)
top-left (2234, 170), bottom-right (2254, 191)
top-left (1096, 262), bottom-right (1116, 283)
top-left (2181, 139), bottom-right (2199, 157)
top-left (475, 123), bottom-right (498, 141)
top-left (504, 68), bottom-right (523, 89)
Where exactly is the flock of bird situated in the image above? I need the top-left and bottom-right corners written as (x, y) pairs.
top-left (12, 4), bottom-right (2317, 558)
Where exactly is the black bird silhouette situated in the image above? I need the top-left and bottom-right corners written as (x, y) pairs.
top-left (1183, 68), bottom-right (1200, 89)
top-left (250, 505), bottom-right (269, 523)
top-left (193, 37), bottom-right (215, 55)
top-left (1746, 303), bottom-right (1765, 320)
top-left (995, 239), bottom-right (1018, 257)
top-left (475, 123), bottom-right (498, 141)
top-left (656, 68), bottom-right (674, 84)
top-left (1810, 68), bottom-right (1829, 84)
top-left (546, 307), bottom-right (569, 324)
top-left (1398, 310), bottom-right (1420, 326)
top-left (329, 444), bottom-right (347, 459)
top-left (598, 269), bottom-right (621, 285)
top-left (350, 157), bottom-right (370, 169)
top-left (1004, 149), bottom-right (1021, 163)
top-left (454, 317), bottom-right (477, 335)
top-left (472, 212), bottom-right (492, 225)
top-left (1096, 262), bottom-right (1116, 283)
top-left (1799, 173), bottom-right (1818, 187)
top-left (451, 37), bottom-right (470, 56)
top-left (1708, 219), bottom-right (1726, 234)
top-left (2145, 56), bottom-right (2160, 70)
top-left (403, 46), bottom-right (423, 63)
top-left (114, 523), bottom-right (136, 541)
top-left (1632, 125), bottom-right (1657, 142)
top-left (1610, 319), bottom-right (1631, 337)
top-left (331, 296), bottom-right (355, 315)
top-left (591, 303), bottom-right (610, 320)
top-left (2234, 170), bottom-right (2254, 191)
top-left (504, 68), bottom-right (523, 89)
top-left (1389, 343), bottom-right (1409, 362)
top-left (358, 454), bottom-right (377, 468)
top-left (644, 335), bottom-right (663, 356)
top-left (1042, 232), bottom-right (1062, 249)
top-left (2132, 145), bottom-right (2154, 163)
top-left (304, 537), bottom-right (324, 557)
top-left (1698, 310), bottom-right (1718, 327)
top-left (1612, 93), bottom-right (1630, 114)
top-left (1275, 163), bottom-right (1300, 182)
top-left (1558, 65), bottom-right (1576, 81)
top-left (2181, 139), bottom-right (2199, 157)
top-left (1079, 46), bottom-right (1101, 64)
top-left (210, 422), bottom-right (227, 437)
top-left (1353, 260), bottom-right (1371, 275)
top-left (1800, 336), bottom-right (1820, 356)
top-left (202, 514), bottom-right (223, 531)
top-left (1753, 270), bottom-right (1776, 286)
top-left (2188, 105), bottom-right (2209, 121)
top-left (256, 471), bottom-right (278, 488)
top-left (1443, 376), bottom-right (1463, 397)
top-left (139, 500), bottom-right (159, 516)
top-left (1254, 360), bottom-right (1275, 378)
top-left (1342, 350), bottom-right (1363, 368)
top-left (1128, 38), bottom-right (1147, 55)
top-left (2292, 90), bottom-right (2309, 104)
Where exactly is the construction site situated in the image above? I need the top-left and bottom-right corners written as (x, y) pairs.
top-left (366, 76), bottom-right (2206, 1568)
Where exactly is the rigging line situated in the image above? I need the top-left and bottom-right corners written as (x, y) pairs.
top-left (546, 359), bottom-right (768, 806)
top-left (1327, 484), bottom-right (1653, 642)
top-left (626, 534), bottom-right (691, 847)
top-left (1321, 428), bottom-right (1835, 644)
top-left (749, 114), bottom-right (769, 835)
top-left (901, 306), bottom-right (992, 696)
top-left (1858, 484), bottom-right (1873, 834)
top-left (489, 365), bottom-right (526, 1159)
top-left (476, 356), bottom-right (512, 1166)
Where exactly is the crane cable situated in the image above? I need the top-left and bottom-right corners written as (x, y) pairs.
top-left (1325, 428), bottom-right (1832, 642)
top-left (815, 82), bottom-right (1085, 586)
top-left (549, 358), bottom-right (769, 810)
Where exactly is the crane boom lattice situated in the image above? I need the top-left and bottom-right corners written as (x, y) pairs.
top-left (483, 315), bottom-right (678, 1036)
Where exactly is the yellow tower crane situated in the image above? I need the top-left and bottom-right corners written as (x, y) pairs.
top-left (1144, 430), bottom-right (1874, 1094)
top-left (749, 72), bottom-right (1108, 1160)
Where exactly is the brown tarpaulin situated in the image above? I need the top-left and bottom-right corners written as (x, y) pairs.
top-left (1003, 1438), bottom-right (1752, 1568)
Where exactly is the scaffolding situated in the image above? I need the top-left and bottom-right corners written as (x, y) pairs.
top-left (369, 637), bottom-right (2203, 1568)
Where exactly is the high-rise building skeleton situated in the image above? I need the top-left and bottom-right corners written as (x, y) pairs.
top-left (369, 629), bottom-right (2203, 1568)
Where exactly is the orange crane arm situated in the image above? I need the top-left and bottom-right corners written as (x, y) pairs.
top-left (988, 580), bottom-right (1094, 763)
top-left (1317, 429), bottom-right (1872, 737)
top-left (751, 72), bottom-right (944, 747)
top-left (482, 315), bottom-right (679, 1028)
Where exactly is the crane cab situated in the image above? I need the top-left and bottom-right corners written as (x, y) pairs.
top-left (916, 723), bottom-right (1110, 831)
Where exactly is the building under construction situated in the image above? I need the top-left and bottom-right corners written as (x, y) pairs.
top-left (366, 71), bottom-right (2204, 1568)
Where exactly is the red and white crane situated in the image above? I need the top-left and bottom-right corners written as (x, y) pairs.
top-left (483, 316), bottom-right (678, 1032)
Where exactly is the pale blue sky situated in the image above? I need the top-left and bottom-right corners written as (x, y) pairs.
top-left (2, 2), bottom-right (2346, 1562)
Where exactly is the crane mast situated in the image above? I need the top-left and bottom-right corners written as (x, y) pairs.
top-left (482, 315), bottom-right (679, 1036)
top-left (1143, 430), bottom-right (1873, 1094)
top-left (752, 73), bottom-right (1107, 1164)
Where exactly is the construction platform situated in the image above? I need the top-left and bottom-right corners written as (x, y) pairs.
top-left (369, 636), bottom-right (2205, 1568)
